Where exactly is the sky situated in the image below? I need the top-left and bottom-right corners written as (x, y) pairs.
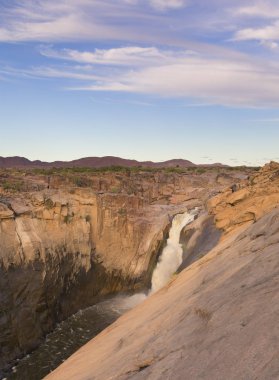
top-left (1, 0), bottom-right (279, 166)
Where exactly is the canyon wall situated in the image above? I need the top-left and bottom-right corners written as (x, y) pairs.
top-left (0, 168), bottom-right (249, 371)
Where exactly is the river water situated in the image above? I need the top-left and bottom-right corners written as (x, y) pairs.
top-left (4, 210), bottom-right (196, 380)
top-left (4, 294), bottom-right (146, 380)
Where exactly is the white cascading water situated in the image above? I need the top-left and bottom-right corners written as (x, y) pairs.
top-left (109, 210), bottom-right (196, 310)
top-left (150, 210), bottom-right (196, 294)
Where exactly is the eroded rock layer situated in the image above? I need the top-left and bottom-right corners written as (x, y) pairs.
top-left (208, 161), bottom-right (279, 234)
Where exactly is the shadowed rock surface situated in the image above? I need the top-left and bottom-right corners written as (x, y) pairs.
top-left (179, 213), bottom-right (221, 270)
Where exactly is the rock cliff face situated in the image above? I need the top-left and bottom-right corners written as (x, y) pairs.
top-left (208, 161), bottom-right (279, 235)
top-left (0, 168), bottom-right (250, 371)
top-left (44, 162), bottom-right (279, 380)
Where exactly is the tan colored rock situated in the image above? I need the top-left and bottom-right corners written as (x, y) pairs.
top-left (0, 202), bottom-right (14, 219)
top-left (208, 162), bottom-right (279, 235)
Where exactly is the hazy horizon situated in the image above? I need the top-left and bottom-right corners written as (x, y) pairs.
top-left (0, 153), bottom-right (277, 168)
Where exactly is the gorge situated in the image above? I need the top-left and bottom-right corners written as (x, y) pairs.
top-left (0, 163), bottom-right (271, 379)
top-left (45, 161), bottom-right (279, 380)
top-left (5, 209), bottom-right (196, 379)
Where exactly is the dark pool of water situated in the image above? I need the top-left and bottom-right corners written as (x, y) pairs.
top-left (3, 293), bottom-right (146, 380)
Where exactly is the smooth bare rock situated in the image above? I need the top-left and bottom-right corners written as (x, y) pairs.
top-left (45, 207), bottom-right (279, 380)
top-left (0, 202), bottom-right (14, 219)
top-left (179, 213), bottom-right (221, 269)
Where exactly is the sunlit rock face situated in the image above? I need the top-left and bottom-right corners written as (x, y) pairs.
top-left (208, 161), bottom-right (279, 235)
top-left (0, 168), bottom-right (248, 371)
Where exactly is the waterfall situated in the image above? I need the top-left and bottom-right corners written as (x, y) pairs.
top-left (108, 209), bottom-right (196, 309)
top-left (150, 210), bottom-right (196, 294)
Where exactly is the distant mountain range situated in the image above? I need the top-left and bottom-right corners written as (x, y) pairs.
top-left (0, 156), bottom-right (227, 169)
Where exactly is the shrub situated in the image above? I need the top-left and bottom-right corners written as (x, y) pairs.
top-left (63, 215), bottom-right (71, 224)
top-left (196, 168), bottom-right (206, 175)
top-left (194, 307), bottom-right (212, 322)
top-left (72, 176), bottom-right (92, 187)
top-left (2, 180), bottom-right (25, 192)
top-left (44, 198), bottom-right (54, 209)
top-left (118, 208), bottom-right (127, 216)
top-left (111, 186), bottom-right (120, 193)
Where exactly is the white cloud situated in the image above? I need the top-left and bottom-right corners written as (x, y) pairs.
top-left (0, 1), bottom-right (113, 42)
top-left (1, 0), bottom-right (279, 46)
top-left (0, 0), bottom-right (189, 42)
top-left (123, 0), bottom-right (188, 10)
top-left (0, 65), bottom-right (106, 81)
top-left (260, 40), bottom-right (278, 50)
top-left (3, 0), bottom-right (279, 109)
top-left (27, 46), bottom-right (279, 108)
top-left (149, 0), bottom-right (187, 11)
top-left (39, 45), bottom-right (196, 66)
top-left (232, 1), bottom-right (279, 44)
top-left (40, 46), bottom-right (166, 66)
top-left (78, 57), bottom-right (279, 107)
top-left (234, 3), bottom-right (279, 19)
top-left (234, 21), bottom-right (279, 41)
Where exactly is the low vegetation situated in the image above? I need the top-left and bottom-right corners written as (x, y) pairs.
top-left (44, 197), bottom-right (54, 209)
top-left (63, 215), bottom-right (72, 224)
top-left (0, 165), bottom-right (258, 197)
top-left (194, 307), bottom-right (213, 322)
top-left (27, 165), bottom-right (259, 176)
top-left (1, 180), bottom-right (25, 192)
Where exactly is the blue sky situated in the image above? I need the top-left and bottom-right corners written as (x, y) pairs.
top-left (1, 0), bottom-right (279, 166)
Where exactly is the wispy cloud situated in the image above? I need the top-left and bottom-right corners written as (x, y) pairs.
top-left (260, 40), bottom-right (279, 50)
top-left (234, 21), bottom-right (279, 42)
top-left (0, 65), bottom-right (106, 81)
top-left (68, 51), bottom-right (279, 108)
top-left (234, 3), bottom-right (279, 19)
top-left (4, 43), bottom-right (279, 108)
top-left (149, 0), bottom-right (188, 11)
top-left (0, 0), bottom-right (268, 46)
top-left (3, 1), bottom-right (279, 108)
top-left (0, 0), bottom-right (186, 43)
top-left (90, 96), bottom-right (155, 107)
top-left (3, 46), bottom-right (274, 107)
top-left (232, 1), bottom-right (279, 45)
top-left (39, 45), bottom-right (197, 66)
